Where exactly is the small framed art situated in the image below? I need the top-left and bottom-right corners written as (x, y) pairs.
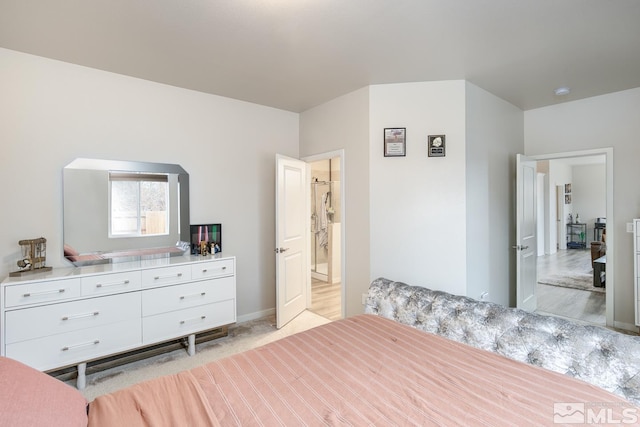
top-left (428, 135), bottom-right (446, 157)
top-left (190, 223), bottom-right (222, 255)
top-left (384, 128), bottom-right (406, 157)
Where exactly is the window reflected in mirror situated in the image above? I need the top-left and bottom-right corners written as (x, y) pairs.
top-left (109, 172), bottom-right (170, 237)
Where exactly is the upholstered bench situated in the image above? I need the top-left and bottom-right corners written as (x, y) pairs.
top-left (364, 277), bottom-right (640, 405)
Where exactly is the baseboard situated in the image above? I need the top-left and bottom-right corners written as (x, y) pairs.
top-left (613, 321), bottom-right (638, 333)
top-left (237, 307), bottom-right (275, 324)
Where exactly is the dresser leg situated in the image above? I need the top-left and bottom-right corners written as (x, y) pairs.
top-left (188, 334), bottom-right (196, 356)
top-left (77, 362), bottom-right (87, 390)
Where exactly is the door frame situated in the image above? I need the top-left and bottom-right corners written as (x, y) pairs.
top-left (530, 147), bottom-right (614, 328)
top-left (302, 149), bottom-right (346, 320)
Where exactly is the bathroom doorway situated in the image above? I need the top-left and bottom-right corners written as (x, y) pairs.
top-left (307, 155), bottom-right (342, 321)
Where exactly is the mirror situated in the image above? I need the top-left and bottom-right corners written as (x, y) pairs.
top-left (63, 158), bottom-right (190, 266)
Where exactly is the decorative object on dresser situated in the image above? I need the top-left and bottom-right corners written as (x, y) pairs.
top-left (0, 255), bottom-right (236, 389)
top-left (10, 237), bottom-right (52, 277)
top-left (190, 223), bottom-right (222, 256)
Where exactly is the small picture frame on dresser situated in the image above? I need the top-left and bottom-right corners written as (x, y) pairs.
top-left (190, 224), bottom-right (222, 255)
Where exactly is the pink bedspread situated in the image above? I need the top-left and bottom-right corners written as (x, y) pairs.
top-left (89, 315), bottom-right (637, 425)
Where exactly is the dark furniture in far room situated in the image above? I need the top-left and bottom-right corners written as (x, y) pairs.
top-left (594, 255), bottom-right (606, 287)
top-left (594, 217), bottom-right (606, 241)
top-left (591, 226), bottom-right (606, 287)
top-left (566, 222), bottom-right (587, 248)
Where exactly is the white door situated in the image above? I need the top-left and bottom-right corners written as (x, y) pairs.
top-left (516, 154), bottom-right (537, 311)
top-left (275, 154), bottom-right (309, 328)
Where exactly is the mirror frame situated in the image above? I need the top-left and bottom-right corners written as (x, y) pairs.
top-left (63, 158), bottom-right (190, 266)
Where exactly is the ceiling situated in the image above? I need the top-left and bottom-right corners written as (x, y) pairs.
top-left (1, 0), bottom-right (639, 113)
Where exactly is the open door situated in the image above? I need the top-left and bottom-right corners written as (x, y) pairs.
top-left (516, 154), bottom-right (537, 311)
top-left (275, 154), bottom-right (309, 328)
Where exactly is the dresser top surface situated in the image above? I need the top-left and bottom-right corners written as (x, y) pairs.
top-left (2, 254), bottom-right (234, 285)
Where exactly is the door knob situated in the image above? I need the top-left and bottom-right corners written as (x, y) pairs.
top-left (274, 247), bottom-right (290, 253)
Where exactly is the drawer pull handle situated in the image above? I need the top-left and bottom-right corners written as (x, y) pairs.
top-left (202, 266), bottom-right (226, 273)
top-left (96, 280), bottom-right (130, 288)
top-left (180, 292), bottom-right (206, 300)
top-left (62, 311), bottom-right (100, 321)
top-left (154, 273), bottom-right (183, 280)
top-left (180, 315), bottom-right (206, 324)
top-left (62, 340), bottom-right (100, 351)
top-left (23, 288), bottom-right (65, 298)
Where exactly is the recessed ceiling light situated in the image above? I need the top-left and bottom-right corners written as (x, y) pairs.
top-left (554, 87), bottom-right (571, 96)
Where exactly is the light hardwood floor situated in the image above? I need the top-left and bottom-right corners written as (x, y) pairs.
top-left (310, 278), bottom-right (342, 321)
top-left (535, 249), bottom-right (605, 326)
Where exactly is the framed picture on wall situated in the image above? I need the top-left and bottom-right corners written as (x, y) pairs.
top-left (565, 194), bottom-right (572, 204)
top-left (428, 135), bottom-right (446, 157)
top-left (384, 128), bottom-right (406, 157)
top-left (565, 183), bottom-right (571, 194)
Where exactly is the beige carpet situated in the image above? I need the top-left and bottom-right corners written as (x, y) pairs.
top-left (72, 310), bottom-right (331, 401)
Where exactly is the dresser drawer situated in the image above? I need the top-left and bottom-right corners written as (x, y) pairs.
top-left (4, 278), bottom-right (81, 308)
top-left (191, 258), bottom-right (234, 281)
top-left (5, 319), bottom-right (141, 372)
top-left (81, 271), bottom-right (141, 296)
top-left (141, 264), bottom-right (192, 289)
top-left (142, 299), bottom-right (235, 345)
top-left (5, 292), bottom-right (141, 344)
top-left (141, 276), bottom-right (235, 317)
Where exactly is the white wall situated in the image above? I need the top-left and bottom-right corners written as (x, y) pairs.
top-left (525, 87), bottom-right (640, 327)
top-left (465, 83), bottom-right (524, 306)
top-left (369, 81), bottom-right (467, 296)
top-left (299, 87), bottom-right (370, 316)
top-left (0, 48), bottom-right (300, 320)
top-left (302, 81), bottom-right (523, 309)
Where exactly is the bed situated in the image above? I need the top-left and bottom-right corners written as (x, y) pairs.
top-left (2, 291), bottom-right (638, 425)
top-left (86, 314), bottom-right (636, 426)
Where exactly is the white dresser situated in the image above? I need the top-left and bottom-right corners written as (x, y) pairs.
top-left (635, 219), bottom-right (640, 326)
top-left (1, 255), bottom-right (235, 388)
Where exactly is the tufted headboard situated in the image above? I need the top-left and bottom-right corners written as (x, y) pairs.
top-left (364, 277), bottom-right (640, 405)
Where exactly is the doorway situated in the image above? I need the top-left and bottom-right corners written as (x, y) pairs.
top-left (304, 152), bottom-right (344, 321)
top-left (532, 150), bottom-right (612, 327)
